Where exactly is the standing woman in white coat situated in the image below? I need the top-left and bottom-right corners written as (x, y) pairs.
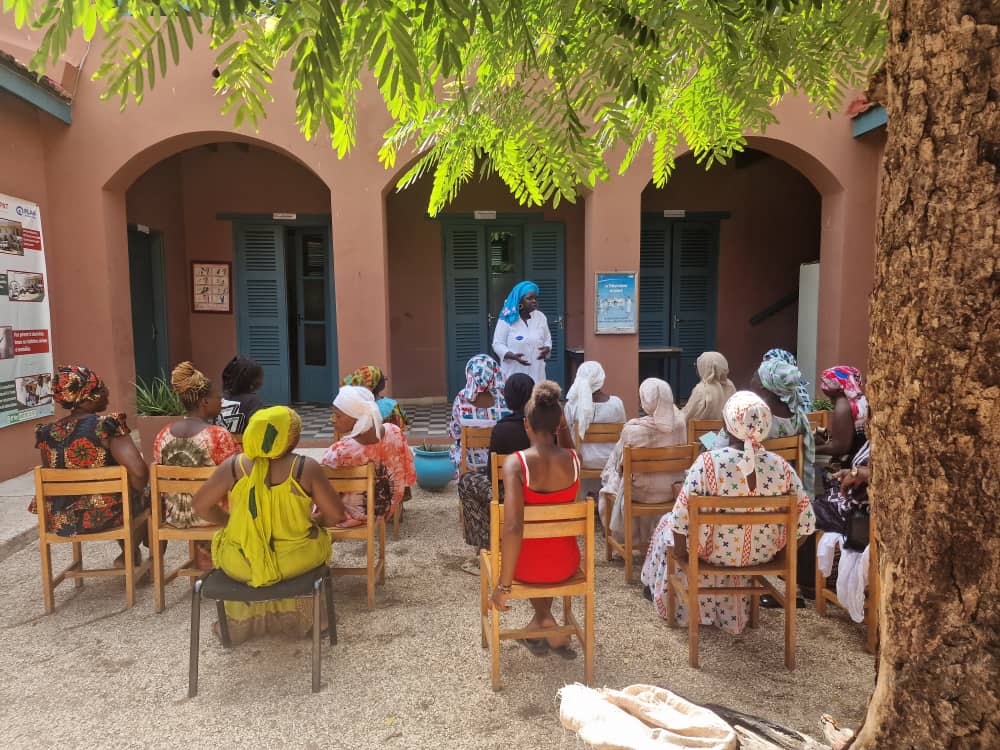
top-left (492, 280), bottom-right (552, 384)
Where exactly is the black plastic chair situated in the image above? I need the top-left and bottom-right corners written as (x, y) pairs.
top-left (188, 564), bottom-right (336, 697)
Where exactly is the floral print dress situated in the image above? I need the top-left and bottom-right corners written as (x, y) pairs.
top-left (30, 413), bottom-right (145, 536)
top-left (153, 424), bottom-right (239, 527)
top-left (640, 446), bottom-right (815, 635)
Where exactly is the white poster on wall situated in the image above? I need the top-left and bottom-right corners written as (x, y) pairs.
top-left (0, 193), bottom-right (54, 427)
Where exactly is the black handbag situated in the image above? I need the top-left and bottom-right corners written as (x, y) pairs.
top-left (844, 507), bottom-right (870, 551)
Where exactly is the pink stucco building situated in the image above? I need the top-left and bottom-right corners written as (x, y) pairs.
top-left (0, 18), bottom-right (886, 479)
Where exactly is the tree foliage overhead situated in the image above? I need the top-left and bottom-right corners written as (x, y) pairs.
top-left (7, 0), bottom-right (885, 213)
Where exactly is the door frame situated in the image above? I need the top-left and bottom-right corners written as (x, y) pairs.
top-left (127, 224), bottom-right (170, 381)
top-left (225, 213), bottom-right (336, 404)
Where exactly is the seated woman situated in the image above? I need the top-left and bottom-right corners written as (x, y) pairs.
top-left (216, 355), bottom-right (265, 434)
top-left (322, 385), bottom-right (415, 526)
top-left (565, 361), bottom-right (626, 497)
top-left (640, 392), bottom-right (815, 634)
top-left (763, 348), bottom-right (813, 409)
top-left (599, 378), bottom-right (687, 547)
top-left (153, 362), bottom-right (239, 567)
top-left (448, 354), bottom-right (509, 474)
top-left (29, 366), bottom-right (149, 567)
top-left (681, 351), bottom-right (736, 423)
top-left (754, 356), bottom-right (816, 494)
top-left (816, 365), bottom-right (869, 463)
top-left (490, 380), bottom-right (581, 656)
top-left (193, 406), bottom-right (345, 643)
top-left (342, 365), bottom-right (409, 431)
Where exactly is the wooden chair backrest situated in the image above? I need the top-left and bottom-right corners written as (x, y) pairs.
top-left (687, 493), bottom-right (799, 536)
top-left (490, 452), bottom-right (509, 505)
top-left (35, 466), bottom-right (133, 530)
top-left (460, 426), bottom-right (493, 474)
top-left (580, 422), bottom-right (625, 445)
top-left (489, 498), bottom-right (595, 568)
top-left (623, 444), bottom-right (696, 479)
top-left (806, 411), bottom-right (829, 431)
top-left (686, 419), bottom-right (723, 445)
top-left (762, 435), bottom-right (804, 475)
top-left (323, 463), bottom-right (376, 518)
top-left (150, 464), bottom-right (215, 497)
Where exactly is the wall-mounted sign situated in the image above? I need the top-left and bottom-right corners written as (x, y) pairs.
top-left (662, 209), bottom-right (686, 218)
top-left (0, 193), bottom-right (55, 428)
top-left (272, 212), bottom-right (297, 221)
top-left (191, 261), bottom-right (232, 313)
top-left (595, 272), bottom-right (637, 334)
top-left (473, 210), bottom-right (497, 220)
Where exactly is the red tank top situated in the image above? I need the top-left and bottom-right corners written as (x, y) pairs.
top-left (512, 449), bottom-right (582, 584)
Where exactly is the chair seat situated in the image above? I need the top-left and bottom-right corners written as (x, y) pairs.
top-left (200, 564), bottom-right (329, 602)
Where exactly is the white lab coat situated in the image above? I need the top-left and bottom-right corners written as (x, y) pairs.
top-left (492, 310), bottom-right (552, 384)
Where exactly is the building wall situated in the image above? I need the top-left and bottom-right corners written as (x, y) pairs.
top-left (642, 152), bottom-right (822, 387)
top-left (0, 91), bottom-right (55, 477)
top-left (386, 175), bottom-right (585, 399)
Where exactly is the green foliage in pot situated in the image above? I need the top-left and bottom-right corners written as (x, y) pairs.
top-left (812, 398), bottom-right (834, 412)
top-left (135, 377), bottom-right (185, 417)
top-left (418, 441), bottom-right (451, 452)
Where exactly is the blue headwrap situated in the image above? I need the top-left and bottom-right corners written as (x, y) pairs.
top-left (498, 281), bottom-right (540, 325)
top-left (763, 348), bottom-right (812, 408)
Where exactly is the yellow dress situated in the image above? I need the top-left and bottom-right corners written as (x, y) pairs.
top-left (212, 455), bottom-right (331, 642)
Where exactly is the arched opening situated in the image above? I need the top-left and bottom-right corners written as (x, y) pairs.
top-left (641, 147), bottom-right (823, 394)
top-left (123, 140), bottom-right (336, 406)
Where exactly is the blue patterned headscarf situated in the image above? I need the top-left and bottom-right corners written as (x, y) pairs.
top-left (763, 348), bottom-right (812, 408)
top-left (498, 281), bottom-right (540, 324)
top-left (757, 357), bottom-right (815, 491)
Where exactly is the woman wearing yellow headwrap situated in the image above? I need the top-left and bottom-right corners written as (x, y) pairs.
top-left (194, 406), bottom-right (345, 643)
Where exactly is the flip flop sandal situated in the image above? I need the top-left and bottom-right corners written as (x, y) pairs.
top-left (459, 559), bottom-right (480, 576)
top-left (549, 644), bottom-right (578, 660)
top-left (520, 638), bottom-right (550, 657)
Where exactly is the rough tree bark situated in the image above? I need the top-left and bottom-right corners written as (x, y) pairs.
top-left (854, 1), bottom-right (999, 748)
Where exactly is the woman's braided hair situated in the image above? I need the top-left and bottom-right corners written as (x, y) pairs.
top-left (221, 355), bottom-right (263, 397)
top-left (171, 361), bottom-right (212, 411)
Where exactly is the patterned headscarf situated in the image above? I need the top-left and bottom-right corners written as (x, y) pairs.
top-left (462, 354), bottom-right (504, 403)
top-left (334, 385), bottom-right (385, 439)
top-left (763, 348), bottom-right (812, 408)
top-left (52, 365), bottom-right (105, 408)
top-left (566, 360), bottom-right (606, 442)
top-left (233, 406), bottom-right (303, 587)
top-left (722, 391), bottom-right (772, 482)
top-left (342, 365), bottom-right (383, 392)
top-left (758, 357), bottom-right (815, 490)
top-left (498, 281), bottom-right (540, 325)
top-left (821, 366), bottom-right (869, 429)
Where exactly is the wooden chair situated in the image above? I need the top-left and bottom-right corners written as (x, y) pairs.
top-left (667, 493), bottom-right (800, 669)
top-left (480, 497), bottom-right (595, 690)
top-left (686, 419), bottom-right (723, 447)
top-left (323, 464), bottom-right (384, 609)
top-left (762, 435), bottom-right (804, 476)
top-left (334, 428), bottom-right (404, 539)
top-left (459, 426), bottom-right (493, 525)
top-left (490, 452), bottom-right (508, 505)
top-left (149, 465), bottom-right (218, 613)
top-left (34, 466), bottom-right (151, 613)
top-left (807, 411), bottom-right (830, 431)
top-left (578, 422), bottom-right (625, 481)
top-left (815, 516), bottom-right (879, 653)
top-left (604, 444), bottom-right (696, 583)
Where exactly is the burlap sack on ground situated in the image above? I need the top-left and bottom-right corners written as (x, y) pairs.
top-left (559, 683), bottom-right (737, 750)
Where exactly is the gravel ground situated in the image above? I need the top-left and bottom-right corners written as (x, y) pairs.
top-left (0, 482), bottom-right (874, 749)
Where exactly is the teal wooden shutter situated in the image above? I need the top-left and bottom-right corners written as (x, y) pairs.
top-left (235, 224), bottom-right (290, 405)
top-left (524, 223), bottom-right (566, 389)
top-left (639, 220), bottom-right (670, 347)
top-left (669, 221), bottom-right (719, 399)
top-left (443, 225), bottom-right (488, 398)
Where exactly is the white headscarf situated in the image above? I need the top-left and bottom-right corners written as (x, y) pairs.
top-left (334, 385), bottom-right (384, 439)
top-left (639, 378), bottom-right (682, 434)
top-left (566, 360), bottom-right (606, 442)
top-left (722, 391), bottom-right (772, 482)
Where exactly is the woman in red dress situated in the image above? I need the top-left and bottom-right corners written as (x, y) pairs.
top-left (490, 380), bottom-right (580, 656)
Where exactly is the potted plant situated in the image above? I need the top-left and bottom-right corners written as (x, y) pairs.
top-left (412, 441), bottom-right (454, 491)
top-left (134, 377), bottom-right (185, 462)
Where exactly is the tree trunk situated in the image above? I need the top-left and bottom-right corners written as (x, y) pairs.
top-left (855, 2), bottom-right (1000, 748)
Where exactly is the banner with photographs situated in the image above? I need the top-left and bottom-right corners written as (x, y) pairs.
top-left (0, 193), bottom-right (54, 427)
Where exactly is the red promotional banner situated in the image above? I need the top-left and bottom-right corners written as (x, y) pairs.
top-left (13, 329), bottom-right (50, 355)
top-left (21, 228), bottom-right (42, 251)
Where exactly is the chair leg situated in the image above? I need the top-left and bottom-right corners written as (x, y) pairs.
top-left (153, 531), bottom-right (165, 613)
top-left (40, 537), bottom-right (55, 615)
top-left (479, 560), bottom-right (488, 649)
top-left (490, 598), bottom-right (501, 691)
top-left (312, 581), bottom-right (322, 693)
top-left (785, 588), bottom-right (797, 670)
top-left (72, 543), bottom-right (83, 588)
top-left (815, 531), bottom-right (828, 616)
top-left (324, 574), bottom-right (337, 646)
top-left (624, 526), bottom-right (633, 584)
top-left (687, 574), bottom-right (700, 668)
top-left (378, 519), bottom-right (386, 585)
top-left (124, 528), bottom-right (136, 609)
top-left (366, 525), bottom-right (376, 611)
top-left (215, 599), bottom-right (232, 648)
top-left (188, 580), bottom-right (202, 698)
top-left (584, 591), bottom-right (594, 686)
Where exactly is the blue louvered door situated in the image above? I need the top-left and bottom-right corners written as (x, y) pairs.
top-left (669, 221), bottom-right (719, 399)
top-left (234, 224), bottom-right (290, 405)
top-left (524, 223), bottom-right (566, 389)
top-left (443, 225), bottom-right (489, 398)
top-left (639, 222), bottom-right (670, 348)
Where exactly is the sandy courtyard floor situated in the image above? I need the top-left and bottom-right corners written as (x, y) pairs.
top-left (0, 482), bottom-right (874, 749)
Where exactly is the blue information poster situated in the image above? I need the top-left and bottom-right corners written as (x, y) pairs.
top-left (595, 272), bottom-right (637, 334)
